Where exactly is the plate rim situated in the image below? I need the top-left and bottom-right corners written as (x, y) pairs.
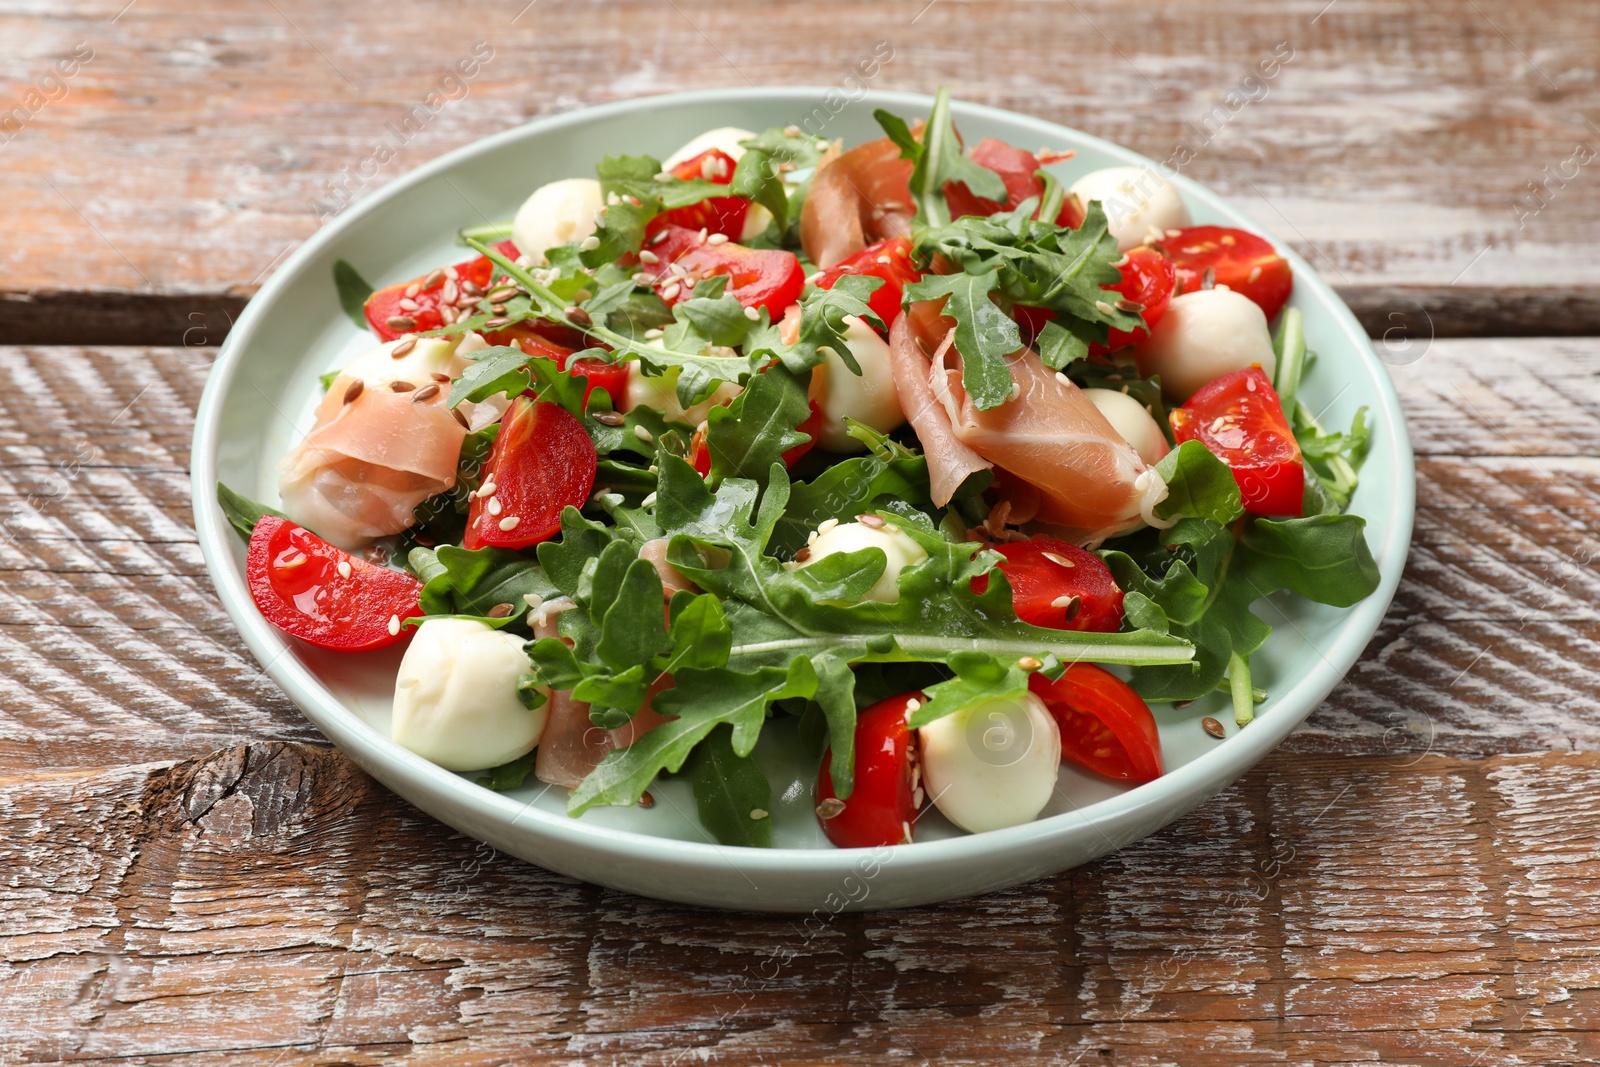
top-left (190, 87), bottom-right (1415, 880)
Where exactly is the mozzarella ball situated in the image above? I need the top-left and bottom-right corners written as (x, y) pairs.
top-left (1137, 288), bottom-right (1277, 401)
top-left (624, 367), bottom-right (743, 425)
top-left (663, 126), bottom-right (756, 169)
top-left (512, 178), bottom-right (605, 265)
top-left (339, 335), bottom-right (468, 387)
top-left (918, 692), bottom-right (1061, 834)
top-left (1086, 388), bottom-right (1170, 465)
top-left (741, 203), bottom-right (774, 242)
top-left (809, 315), bottom-right (906, 451)
top-left (391, 618), bottom-right (547, 772)
top-left (1069, 166), bottom-right (1191, 251)
top-left (792, 520), bottom-right (928, 604)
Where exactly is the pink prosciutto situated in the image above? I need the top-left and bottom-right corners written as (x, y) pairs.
top-left (278, 374), bottom-right (466, 550)
top-left (531, 598), bottom-right (674, 791)
top-left (890, 305), bottom-right (1150, 543)
top-left (800, 137), bottom-right (915, 269)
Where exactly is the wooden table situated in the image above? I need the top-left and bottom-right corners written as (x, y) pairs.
top-left (4, 2), bottom-right (1598, 1063)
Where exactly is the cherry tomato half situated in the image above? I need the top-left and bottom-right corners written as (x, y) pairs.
top-left (1171, 366), bottom-right (1304, 517)
top-left (812, 236), bottom-right (922, 332)
top-left (1028, 665), bottom-right (1162, 783)
top-left (641, 225), bottom-right (804, 319)
top-left (1158, 225), bottom-right (1293, 320)
top-left (647, 148), bottom-right (750, 241)
top-left (364, 240), bottom-right (521, 341)
top-left (246, 516), bottom-right (424, 651)
top-left (943, 138), bottom-right (1085, 228)
top-left (815, 691), bottom-right (925, 848)
top-left (971, 539), bottom-right (1125, 632)
top-left (464, 396), bottom-right (598, 550)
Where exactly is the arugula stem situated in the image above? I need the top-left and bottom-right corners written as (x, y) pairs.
top-left (1229, 651), bottom-right (1254, 727)
top-left (727, 632), bottom-right (1195, 668)
top-left (460, 220), bottom-right (514, 245)
top-left (1273, 307), bottom-right (1306, 415)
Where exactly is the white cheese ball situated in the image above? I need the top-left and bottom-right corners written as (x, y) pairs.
top-left (809, 315), bottom-right (906, 451)
top-left (624, 367), bottom-right (743, 425)
top-left (793, 520), bottom-right (928, 604)
top-left (1137, 287), bottom-right (1277, 401)
top-left (663, 126), bottom-right (756, 169)
top-left (391, 618), bottom-right (547, 772)
top-left (1086, 388), bottom-right (1170, 465)
top-left (339, 335), bottom-right (467, 387)
top-left (741, 203), bottom-right (774, 242)
top-left (1069, 166), bottom-right (1191, 251)
top-left (918, 692), bottom-right (1062, 834)
top-left (512, 178), bottom-right (605, 265)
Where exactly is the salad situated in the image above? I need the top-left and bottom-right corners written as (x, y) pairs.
top-left (219, 89), bottom-right (1379, 849)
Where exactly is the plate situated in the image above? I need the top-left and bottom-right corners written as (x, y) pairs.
top-left (191, 89), bottom-right (1414, 912)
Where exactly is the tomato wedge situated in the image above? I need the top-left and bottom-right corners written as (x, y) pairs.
top-left (815, 691), bottom-right (925, 848)
top-left (689, 399), bottom-right (821, 477)
top-left (943, 138), bottom-right (1085, 228)
top-left (246, 516), bottom-right (424, 651)
top-left (364, 240), bottom-right (521, 341)
top-left (1028, 665), bottom-right (1162, 783)
top-left (811, 237), bottom-right (922, 332)
top-left (641, 225), bottom-right (804, 319)
top-left (1171, 366), bottom-right (1304, 517)
top-left (971, 538), bottom-right (1125, 632)
top-left (646, 148), bottom-right (749, 241)
top-left (1157, 226), bottom-right (1293, 320)
top-left (464, 397), bottom-right (598, 550)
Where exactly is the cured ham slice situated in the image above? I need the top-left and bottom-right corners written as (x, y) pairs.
top-left (531, 597), bottom-right (674, 790)
top-left (887, 315), bottom-right (992, 506)
top-left (278, 371), bottom-right (467, 550)
top-left (800, 137), bottom-right (915, 268)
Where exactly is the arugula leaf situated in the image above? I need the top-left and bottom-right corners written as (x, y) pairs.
top-left (876, 87), bottom-right (1005, 227)
top-left (681, 723), bottom-right (773, 847)
top-left (447, 348), bottom-right (589, 419)
top-left (475, 751), bottom-right (538, 791)
top-left (216, 482), bottom-right (285, 542)
top-left (902, 269), bottom-right (1019, 409)
top-left (701, 364), bottom-right (813, 485)
top-left (408, 544), bottom-right (559, 618)
top-left (332, 260), bottom-right (374, 329)
top-left (730, 147), bottom-right (789, 234)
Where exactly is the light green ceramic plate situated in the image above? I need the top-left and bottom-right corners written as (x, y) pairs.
top-left (191, 89), bottom-right (1413, 912)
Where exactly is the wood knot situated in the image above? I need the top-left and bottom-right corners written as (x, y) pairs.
top-left (142, 742), bottom-right (369, 839)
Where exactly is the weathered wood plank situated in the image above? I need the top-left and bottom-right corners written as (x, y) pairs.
top-left (3, 742), bottom-right (1599, 1064)
top-left (0, 341), bottom-right (1598, 773)
top-left (3, 0), bottom-right (1599, 342)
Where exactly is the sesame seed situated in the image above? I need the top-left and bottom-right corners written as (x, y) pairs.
top-left (486, 602), bottom-right (514, 619)
top-left (707, 232), bottom-right (730, 245)
top-left (1054, 371), bottom-right (1072, 387)
top-left (592, 209), bottom-right (606, 228)
top-left (438, 305), bottom-right (456, 325)
top-left (514, 254), bottom-right (534, 268)
top-left (564, 306), bottom-right (593, 327)
top-left (431, 372), bottom-right (451, 383)
top-left (390, 338), bottom-right (417, 359)
top-left (660, 281), bottom-right (681, 300)
top-left (904, 697), bottom-right (922, 713)
top-left (591, 410), bottom-right (625, 426)
top-left (443, 265), bottom-right (459, 281)
top-left (1042, 552), bottom-right (1076, 568)
top-left (1115, 298), bottom-right (1144, 312)
top-left (1111, 254), bottom-right (1130, 268)
top-left (487, 497), bottom-right (503, 516)
top-left (696, 228), bottom-right (708, 244)
top-left (483, 318), bottom-right (510, 329)
top-left (451, 407), bottom-right (470, 428)
top-left (749, 808), bottom-right (769, 821)
top-left (336, 560), bottom-right (352, 579)
top-left (385, 315), bottom-right (416, 331)
top-left (1094, 300), bottom-right (1115, 315)
top-left (412, 383), bottom-right (441, 403)
top-left (389, 380), bottom-right (414, 392)
top-left (423, 269), bottom-right (445, 288)
top-left (1008, 381), bottom-right (1022, 401)
top-left (654, 171), bottom-right (675, 183)
top-left (639, 249), bottom-right (660, 265)
top-left (398, 297), bottom-right (419, 312)
top-left (815, 797), bottom-right (845, 819)
top-left (1202, 717), bottom-right (1226, 739)
top-left (1017, 655), bottom-right (1043, 671)
top-left (913, 786), bottom-right (925, 807)
top-left (804, 271), bottom-right (825, 285)
top-left (641, 492), bottom-right (658, 508)
top-left (900, 820), bottom-right (912, 843)
top-left (648, 230), bottom-right (670, 246)
top-left (404, 282), bottom-right (422, 298)
top-left (342, 379), bottom-right (365, 405)
top-left (793, 547), bottom-right (812, 563)
top-left (817, 518), bottom-right (839, 535)
top-left (1248, 265), bottom-right (1262, 283)
top-left (857, 513), bottom-right (886, 528)
top-left (784, 124), bottom-right (801, 136)
top-left (606, 191), bottom-right (621, 206)
top-left (387, 614), bottom-right (401, 636)
top-left (1166, 228), bottom-right (1183, 238)
top-left (638, 791), bottom-right (656, 808)
top-left (441, 280), bottom-right (458, 304)
top-left (579, 235), bottom-right (601, 251)
top-left (486, 286), bottom-right (517, 303)
top-left (743, 305), bottom-right (760, 321)
top-left (876, 254), bottom-right (892, 264)
top-left (498, 516), bottom-right (521, 532)
top-left (633, 425), bottom-right (654, 443)
top-left (644, 328), bottom-right (664, 339)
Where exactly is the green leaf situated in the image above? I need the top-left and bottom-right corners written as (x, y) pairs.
top-left (1154, 441), bottom-right (1245, 525)
top-left (1233, 515), bottom-right (1381, 608)
top-left (681, 724), bottom-right (773, 847)
top-left (595, 558), bottom-right (671, 669)
top-left (730, 147), bottom-right (789, 233)
top-left (701, 365), bottom-right (813, 484)
top-left (881, 87), bottom-right (1006, 227)
top-left (408, 544), bottom-right (559, 617)
top-left (903, 269), bottom-right (1019, 409)
top-left (216, 482), bottom-right (285, 543)
top-left (333, 260), bottom-right (374, 330)
top-left (475, 751), bottom-right (538, 791)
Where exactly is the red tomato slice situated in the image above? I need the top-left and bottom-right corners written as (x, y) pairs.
top-left (465, 397), bottom-right (597, 550)
top-left (246, 516), bottom-right (424, 651)
top-left (688, 399), bottom-right (820, 477)
top-left (494, 323), bottom-right (630, 407)
top-left (812, 237), bottom-right (922, 331)
top-left (646, 148), bottom-right (750, 241)
top-left (364, 240), bottom-right (521, 341)
top-left (943, 138), bottom-right (1084, 228)
top-left (971, 539), bottom-right (1125, 632)
top-left (1012, 247), bottom-right (1174, 354)
top-left (1171, 366), bottom-right (1304, 517)
top-left (815, 691), bottom-right (925, 848)
top-left (1028, 665), bottom-right (1162, 783)
top-left (1158, 226), bottom-right (1293, 320)
top-left (641, 225), bottom-right (804, 319)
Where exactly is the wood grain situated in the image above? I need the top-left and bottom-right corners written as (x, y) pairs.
top-left (3, 0), bottom-right (1599, 342)
top-left (4, 741), bottom-right (1600, 1065)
